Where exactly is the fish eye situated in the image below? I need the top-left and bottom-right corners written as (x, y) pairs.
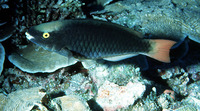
top-left (43, 32), bottom-right (50, 38)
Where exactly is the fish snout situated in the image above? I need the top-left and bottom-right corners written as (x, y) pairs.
top-left (25, 32), bottom-right (35, 40)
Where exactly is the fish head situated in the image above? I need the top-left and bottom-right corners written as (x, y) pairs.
top-left (25, 21), bottom-right (65, 52)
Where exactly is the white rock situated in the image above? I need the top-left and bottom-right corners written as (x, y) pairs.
top-left (3, 87), bottom-right (46, 111)
top-left (96, 81), bottom-right (146, 110)
top-left (57, 95), bottom-right (90, 111)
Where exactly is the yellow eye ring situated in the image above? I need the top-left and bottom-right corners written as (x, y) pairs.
top-left (43, 32), bottom-right (50, 38)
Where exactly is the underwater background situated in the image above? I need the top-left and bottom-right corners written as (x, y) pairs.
top-left (0, 0), bottom-right (200, 110)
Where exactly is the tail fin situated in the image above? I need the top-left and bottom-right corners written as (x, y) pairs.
top-left (147, 40), bottom-right (176, 63)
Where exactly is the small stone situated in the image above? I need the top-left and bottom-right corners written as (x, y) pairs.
top-left (57, 95), bottom-right (90, 111)
top-left (157, 94), bottom-right (172, 109)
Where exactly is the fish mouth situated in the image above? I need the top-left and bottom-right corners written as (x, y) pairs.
top-left (25, 32), bottom-right (34, 40)
top-left (25, 32), bottom-right (49, 51)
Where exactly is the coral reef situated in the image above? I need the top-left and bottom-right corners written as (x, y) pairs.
top-left (0, 0), bottom-right (15, 75)
top-left (92, 0), bottom-right (200, 43)
top-left (0, 0), bottom-right (16, 42)
top-left (155, 65), bottom-right (200, 110)
top-left (8, 43), bottom-right (78, 73)
top-left (0, 43), bottom-right (5, 75)
top-left (0, 0), bottom-right (200, 110)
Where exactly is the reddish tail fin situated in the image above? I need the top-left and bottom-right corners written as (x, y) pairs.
top-left (147, 40), bottom-right (176, 63)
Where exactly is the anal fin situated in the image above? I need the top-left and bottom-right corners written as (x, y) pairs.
top-left (103, 54), bottom-right (138, 61)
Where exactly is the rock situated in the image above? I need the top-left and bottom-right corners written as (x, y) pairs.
top-left (0, 93), bottom-right (7, 111)
top-left (2, 87), bottom-right (46, 111)
top-left (157, 94), bottom-right (173, 109)
top-left (56, 95), bottom-right (90, 111)
top-left (96, 81), bottom-right (145, 110)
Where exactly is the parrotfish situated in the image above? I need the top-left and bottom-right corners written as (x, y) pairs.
top-left (25, 19), bottom-right (176, 63)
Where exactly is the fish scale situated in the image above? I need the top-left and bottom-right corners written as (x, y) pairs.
top-left (26, 19), bottom-right (176, 63)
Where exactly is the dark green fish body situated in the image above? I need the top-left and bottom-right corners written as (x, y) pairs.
top-left (26, 19), bottom-right (176, 62)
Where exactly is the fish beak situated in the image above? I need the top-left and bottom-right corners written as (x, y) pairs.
top-left (25, 32), bottom-right (34, 40)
